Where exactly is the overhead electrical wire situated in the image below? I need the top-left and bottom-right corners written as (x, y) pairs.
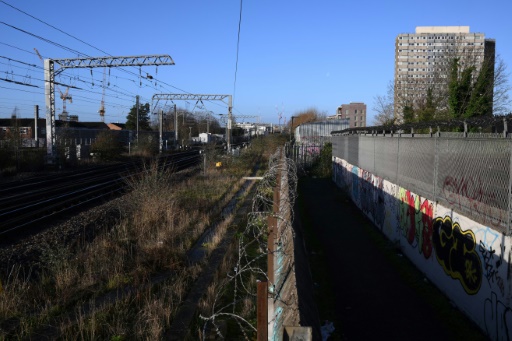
top-left (1, 22), bottom-right (86, 57)
top-left (0, 0), bottom-right (241, 120)
top-left (232, 0), bottom-right (243, 109)
top-left (0, 1), bottom-right (230, 107)
top-left (0, 41), bottom-right (37, 55)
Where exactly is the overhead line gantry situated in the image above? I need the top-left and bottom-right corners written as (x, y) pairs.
top-left (44, 54), bottom-right (175, 161)
top-left (151, 93), bottom-right (233, 152)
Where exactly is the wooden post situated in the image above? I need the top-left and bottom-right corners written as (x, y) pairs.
top-left (257, 281), bottom-right (268, 341)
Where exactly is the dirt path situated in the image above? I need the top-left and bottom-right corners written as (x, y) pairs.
top-left (297, 177), bottom-right (488, 341)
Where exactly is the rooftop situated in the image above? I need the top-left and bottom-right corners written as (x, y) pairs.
top-left (415, 26), bottom-right (470, 34)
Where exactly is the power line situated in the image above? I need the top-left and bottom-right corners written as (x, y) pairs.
top-left (0, 41), bottom-right (36, 55)
top-left (1, 21), bottom-right (86, 57)
top-left (232, 0), bottom-right (243, 109)
top-left (0, 0), bottom-right (110, 56)
top-left (0, 55), bottom-right (40, 69)
top-left (0, 1), bottom-right (238, 120)
top-left (0, 2), bottom-right (209, 109)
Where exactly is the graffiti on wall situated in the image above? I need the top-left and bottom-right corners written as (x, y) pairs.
top-left (333, 159), bottom-right (344, 188)
top-left (484, 291), bottom-right (512, 341)
top-left (475, 226), bottom-right (507, 297)
top-left (398, 187), bottom-right (434, 259)
top-left (373, 176), bottom-right (385, 229)
top-left (360, 169), bottom-right (374, 219)
top-left (433, 216), bottom-right (482, 295)
top-left (442, 176), bottom-right (504, 227)
top-left (479, 241), bottom-right (506, 297)
top-left (383, 181), bottom-right (398, 237)
top-left (351, 165), bottom-right (360, 205)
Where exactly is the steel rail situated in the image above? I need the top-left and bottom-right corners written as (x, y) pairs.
top-left (0, 151), bottom-right (201, 234)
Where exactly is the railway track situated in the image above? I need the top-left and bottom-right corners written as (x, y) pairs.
top-left (0, 150), bottom-right (200, 234)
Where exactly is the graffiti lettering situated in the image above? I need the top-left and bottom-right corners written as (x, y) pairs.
top-left (442, 176), bottom-right (503, 227)
top-left (432, 216), bottom-right (482, 295)
top-left (479, 241), bottom-right (505, 296)
top-left (398, 188), bottom-right (433, 259)
top-left (484, 292), bottom-right (512, 341)
top-left (419, 199), bottom-right (433, 259)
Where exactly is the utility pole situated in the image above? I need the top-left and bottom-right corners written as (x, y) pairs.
top-left (159, 109), bottom-right (163, 153)
top-left (136, 95), bottom-right (139, 144)
top-left (34, 105), bottom-right (39, 148)
top-left (174, 104), bottom-right (178, 149)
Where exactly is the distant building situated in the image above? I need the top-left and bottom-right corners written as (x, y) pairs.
top-left (332, 103), bottom-right (367, 128)
top-left (395, 26), bottom-right (495, 119)
top-left (0, 118), bottom-right (46, 147)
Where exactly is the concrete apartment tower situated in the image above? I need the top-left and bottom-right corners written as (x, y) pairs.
top-left (335, 102), bottom-right (367, 128)
top-left (394, 26), bottom-right (495, 120)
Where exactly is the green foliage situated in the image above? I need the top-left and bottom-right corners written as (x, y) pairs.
top-left (466, 60), bottom-right (493, 118)
top-left (417, 88), bottom-right (436, 122)
top-left (448, 57), bottom-right (492, 120)
top-left (126, 102), bottom-right (151, 131)
top-left (309, 143), bottom-right (332, 178)
top-left (402, 103), bottom-right (415, 123)
top-left (91, 131), bottom-right (125, 160)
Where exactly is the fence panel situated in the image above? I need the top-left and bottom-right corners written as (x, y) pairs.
top-left (397, 137), bottom-right (436, 199)
top-left (332, 134), bottom-right (512, 234)
top-left (346, 136), bottom-right (359, 167)
top-left (435, 138), bottom-right (510, 231)
top-left (358, 137), bottom-right (375, 174)
top-left (374, 137), bottom-right (399, 183)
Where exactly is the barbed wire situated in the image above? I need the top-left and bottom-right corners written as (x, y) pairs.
top-left (199, 148), bottom-right (299, 339)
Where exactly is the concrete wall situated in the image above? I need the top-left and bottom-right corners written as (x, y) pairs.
top-left (333, 156), bottom-right (512, 341)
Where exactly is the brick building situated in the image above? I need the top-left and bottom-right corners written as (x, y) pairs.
top-left (333, 102), bottom-right (367, 128)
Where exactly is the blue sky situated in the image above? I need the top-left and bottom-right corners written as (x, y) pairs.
top-left (1, 0), bottom-right (511, 125)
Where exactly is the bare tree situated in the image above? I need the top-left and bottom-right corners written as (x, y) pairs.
top-left (373, 81), bottom-right (395, 125)
top-left (290, 107), bottom-right (322, 131)
top-left (491, 56), bottom-right (511, 115)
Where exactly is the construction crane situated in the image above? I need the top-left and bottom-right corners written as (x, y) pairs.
top-left (58, 86), bottom-right (72, 121)
top-left (98, 67), bottom-right (106, 122)
top-left (35, 48), bottom-right (73, 121)
top-left (34, 48), bottom-right (44, 64)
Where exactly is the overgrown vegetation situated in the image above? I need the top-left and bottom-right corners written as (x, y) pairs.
top-left (0, 134), bottom-right (286, 339)
top-left (308, 142), bottom-right (332, 178)
top-left (90, 131), bottom-right (125, 160)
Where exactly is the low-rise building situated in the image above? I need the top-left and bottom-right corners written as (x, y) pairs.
top-left (332, 102), bottom-right (367, 128)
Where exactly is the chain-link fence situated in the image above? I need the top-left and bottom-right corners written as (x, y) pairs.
top-left (332, 133), bottom-right (512, 234)
top-left (286, 143), bottom-right (324, 169)
top-left (295, 121), bottom-right (348, 145)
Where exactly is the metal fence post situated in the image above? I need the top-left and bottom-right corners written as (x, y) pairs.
top-left (433, 133), bottom-right (440, 203)
top-left (508, 143), bottom-right (512, 235)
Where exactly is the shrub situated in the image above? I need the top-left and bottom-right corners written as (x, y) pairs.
top-left (91, 131), bottom-right (125, 161)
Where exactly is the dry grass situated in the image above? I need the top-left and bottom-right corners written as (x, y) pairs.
top-left (0, 136), bottom-right (284, 339)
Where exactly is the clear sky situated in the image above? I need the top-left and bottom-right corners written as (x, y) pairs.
top-left (1, 0), bottom-right (511, 126)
